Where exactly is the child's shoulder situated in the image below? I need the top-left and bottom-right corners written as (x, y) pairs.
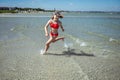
top-left (48, 19), bottom-right (52, 23)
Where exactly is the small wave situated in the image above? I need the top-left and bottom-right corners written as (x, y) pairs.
top-left (109, 38), bottom-right (116, 42)
top-left (63, 33), bottom-right (77, 41)
top-left (10, 27), bottom-right (15, 31)
top-left (109, 37), bottom-right (120, 45)
top-left (64, 42), bottom-right (73, 48)
top-left (64, 33), bottom-right (88, 47)
top-left (76, 39), bottom-right (81, 43)
top-left (85, 31), bottom-right (109, 39)
top-left (75, 39), bottom-right (87, 47)
top-left (64, 42), bottom-right (74, 51)
top-left (12, 25), bottom-right (27, 33)
top-left (80, 42), bottom-right (87, 47)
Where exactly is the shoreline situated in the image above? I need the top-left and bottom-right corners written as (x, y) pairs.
top-left (0, 12), bottom-right (120, 18)
top-left (0, 12), bottom-right (120, 80)
top-left (0, 31), bottom-right (120, 80)
top-left (0, 11), bottom-right (120, 14)
top-left (0, 41), bottom-right (120, 80)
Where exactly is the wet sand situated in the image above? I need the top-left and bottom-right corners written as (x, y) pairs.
top-left (0, 38), bottom-right (120, 80)
top-left (0, 13), bottom-right (120, 80)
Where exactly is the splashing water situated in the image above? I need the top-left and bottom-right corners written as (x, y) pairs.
top-left (10, 27), bottom-right (15, 31)
top-left (76, 39), bottom-right (80, 43)
top-left (64, 42), bottom-right (73, 48)
top-left (75, 39), bottom-right (87, 47)
top-left (64, 43), bottom-right (68, 48)
top-left (80, 42), bottom-right (87, 47)
top-left (40, 49), bottom-right (45, 55)
top-left (109, 38), bottom-right (116, 42)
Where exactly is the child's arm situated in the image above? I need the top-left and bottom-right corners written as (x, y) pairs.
top-left (59, 21), bottom-right (64, 32)
top-left (44, 20), bottom-right (50, 36)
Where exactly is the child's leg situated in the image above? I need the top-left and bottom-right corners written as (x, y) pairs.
top-left (52, 37), bottom-right (64, 43)
top-left (44, 38), bottom-right (53, 53)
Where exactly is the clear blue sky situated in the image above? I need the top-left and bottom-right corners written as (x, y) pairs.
top-left (0, 0), bottom-right (120, 11)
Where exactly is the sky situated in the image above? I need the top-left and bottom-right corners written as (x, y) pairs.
top-left (0, 0), bottom-right (120, 11)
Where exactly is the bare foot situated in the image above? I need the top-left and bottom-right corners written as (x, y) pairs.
top-left (40, 50), bottom-right (47, 55)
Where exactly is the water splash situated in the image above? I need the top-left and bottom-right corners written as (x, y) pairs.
top-left (109, 38), bottom-right (120, 45)
top-left (64, 42), bottom-right (73, 51)
top-left (80, 42), bottom-right (87, 47)
top-left (40, 49), bottom-right (45, 55)
top-left (109, 38), bottom-right (116, 42)
top-left (10, 27), bottom-right (15, 31)
top-left (76, 39), bottom-right (80, 43)
top-left (64, 43), bottom-right (68, 48)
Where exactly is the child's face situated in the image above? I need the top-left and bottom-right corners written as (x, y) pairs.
top-left (54, 15), bottom-right (59, 20)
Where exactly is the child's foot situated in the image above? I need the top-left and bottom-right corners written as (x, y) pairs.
top-left (40, 49), bottom-right (46, 55)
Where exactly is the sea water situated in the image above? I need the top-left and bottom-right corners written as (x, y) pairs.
top-left (0, 12), bottom-right (120, 57)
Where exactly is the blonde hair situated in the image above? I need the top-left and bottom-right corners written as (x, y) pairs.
top-left (51, 14), bottom-right (63, 19)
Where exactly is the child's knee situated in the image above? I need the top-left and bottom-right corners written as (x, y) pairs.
top-left (52, 40), bottom-right (55, 43)
top-left (45, 42), bottom-right (50, 46)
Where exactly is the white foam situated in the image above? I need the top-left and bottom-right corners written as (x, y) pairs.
top-left (76, 39), bottom-right (80, 43)
top-left (10, 27), bottom-right (15, 31)
top-left (80, 42), bottom-right (87, 47)
top-left (109, 38), bottom-right (116, 42)
top-left (64, 43), bottom-right (68, 48)
top-left (64, 42), bottom-right (73, 48)
top-left (40, 49), bottom-right (45, 55)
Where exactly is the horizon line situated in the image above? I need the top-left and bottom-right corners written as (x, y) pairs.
top-left (0, 6), bottom-right (120, 12)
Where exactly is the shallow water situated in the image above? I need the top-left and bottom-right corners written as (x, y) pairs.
top-left (0, 12), bottom-right (120, 58)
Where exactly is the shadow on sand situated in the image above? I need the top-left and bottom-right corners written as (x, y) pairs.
top-left (47, 48), bottom-right (95, 57)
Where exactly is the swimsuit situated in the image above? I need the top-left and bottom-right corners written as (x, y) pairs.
top-left (50, 21), bottom-right (59, 29)
top-left (50, 32), bottom-right (58, 37)
top-left (49, 21), bottom-right (59, 37)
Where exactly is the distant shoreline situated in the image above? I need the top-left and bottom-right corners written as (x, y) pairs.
top-left (0, 10), bottom-right (120, 14)
top-left (0, 7), bottom-right (120, 14)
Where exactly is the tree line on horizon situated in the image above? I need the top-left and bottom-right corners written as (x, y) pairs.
top-left (0, 7), bottom-right (56, 13)
top-left (0, 7), bottom-right (120, 13)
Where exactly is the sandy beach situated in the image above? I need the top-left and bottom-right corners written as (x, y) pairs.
top-left (0, 38), bottom-right (120, 80)
top-left (0, 13), bottom-right (120, 80)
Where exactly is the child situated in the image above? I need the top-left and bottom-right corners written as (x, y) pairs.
top-left (41, 11), bottom-right (64, 55)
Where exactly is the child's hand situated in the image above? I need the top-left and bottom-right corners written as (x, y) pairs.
top-left (62, 29), bottom-right (64, 32)
top-left (45, 33), bottom-right (49, 37)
